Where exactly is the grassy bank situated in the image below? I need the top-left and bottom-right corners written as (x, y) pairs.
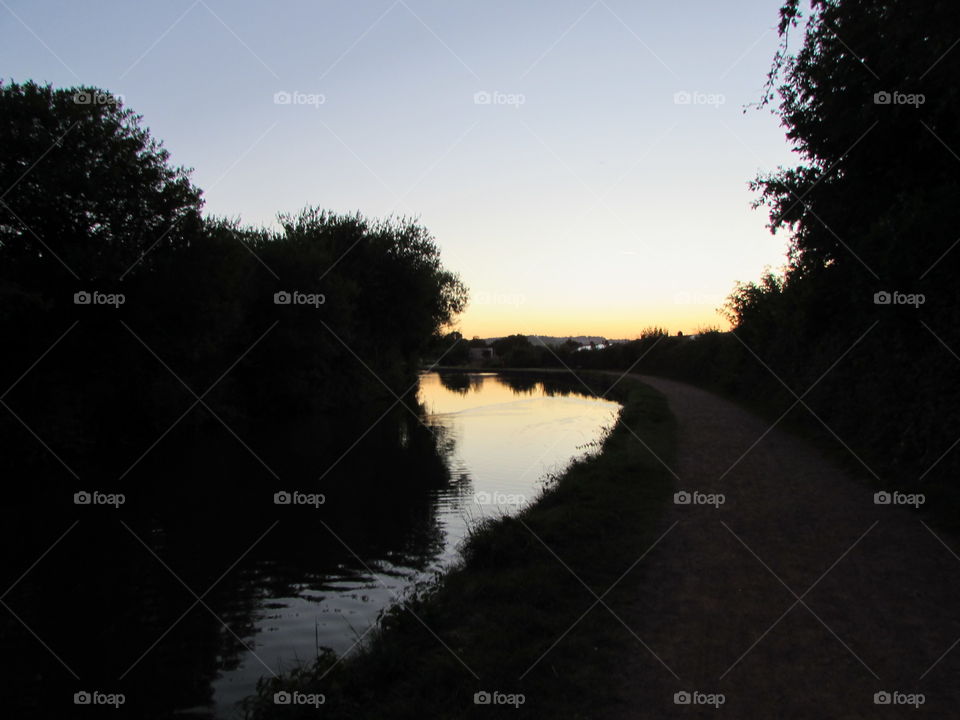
top-left (243, 374), bottom-right (676, 719)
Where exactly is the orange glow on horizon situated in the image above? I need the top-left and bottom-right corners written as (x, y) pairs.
top-left (454, 304), bottom-right (732, 340)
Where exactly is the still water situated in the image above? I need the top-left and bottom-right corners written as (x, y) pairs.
top-left (208, 372), bottom-right (619, 716)
top-left (2, 372), bottom-right (619, 718)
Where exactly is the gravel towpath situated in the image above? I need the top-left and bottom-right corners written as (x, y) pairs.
top-left (605, 375), bottom-right (960, 719)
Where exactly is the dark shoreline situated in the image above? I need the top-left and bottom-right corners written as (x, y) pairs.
top-left (243, 373), bottom-right (677, 719)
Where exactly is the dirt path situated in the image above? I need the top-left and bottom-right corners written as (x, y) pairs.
top-left (606, 376), bottom-right (960, 719)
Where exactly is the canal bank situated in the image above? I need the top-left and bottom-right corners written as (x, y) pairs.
top-left (243, 373), bottom-right (676, 719)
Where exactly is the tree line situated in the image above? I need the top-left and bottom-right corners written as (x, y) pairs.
top-left (0, 80), bottom-right (467, 492)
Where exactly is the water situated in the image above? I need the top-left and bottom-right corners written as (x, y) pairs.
top-left (209, 372), bottom-right (619, 716)
top-left (1, 371), bottom-right (620, 718)
top-left (417, 371), bottom-right (622, 561)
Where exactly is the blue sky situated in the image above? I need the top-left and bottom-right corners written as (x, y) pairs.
top-left (2, 0), bottom-right (800, 337)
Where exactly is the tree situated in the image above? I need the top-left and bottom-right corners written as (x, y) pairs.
top-left (0, 83), bottom-right (468, 481)
top-left (732, 0), bottom-right (960, 493)
top-left (0, 81), bottom-right (203, 290)
top-left (424, 331), bottom-right (469, 365)
top-left (0, 81), bottom-right (208, 472)
top-left (751, 0), bottom-right (960, 290)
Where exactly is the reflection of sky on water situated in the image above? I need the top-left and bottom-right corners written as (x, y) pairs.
top-left (419, 372), bottom-right (621, 554)
top-left (211, 372), bottom-right (619, 718)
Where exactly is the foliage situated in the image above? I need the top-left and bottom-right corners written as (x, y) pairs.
top-left (734, 0), bottom-right (960, 506)
top-left (424, 330), bottom-right (470, 365)
top-left (0, 81), bottom-right (203, 287)
top-left (0, 81), bottom-right (466, 486)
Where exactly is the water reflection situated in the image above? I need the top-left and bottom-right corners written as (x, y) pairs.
top-left (1, 372), bottom-right (619, 719)
top-left (436, 370), bottom-right (483, 395)
top-left (420, 372), bottom-right (620, 531)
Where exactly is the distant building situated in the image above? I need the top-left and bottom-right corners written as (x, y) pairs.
top-left (468, 347), bottom-right (495, 364)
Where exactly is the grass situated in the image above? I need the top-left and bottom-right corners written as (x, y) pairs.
top-left (242, 374), bottom-right (677, 719)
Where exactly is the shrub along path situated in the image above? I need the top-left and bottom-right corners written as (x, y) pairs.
top-left (607, 375), bottom-right (960, 718)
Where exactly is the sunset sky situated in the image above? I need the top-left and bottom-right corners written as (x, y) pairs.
top-left (2, 0), bottom-right (799, 338)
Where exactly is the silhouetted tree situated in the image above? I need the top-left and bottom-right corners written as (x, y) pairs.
top-left (0, 81), bottom-right (203, 289)
top-left (731, 0), bottom-right (960, 497)
top-left (0, 82), bottom-right (467, 483)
